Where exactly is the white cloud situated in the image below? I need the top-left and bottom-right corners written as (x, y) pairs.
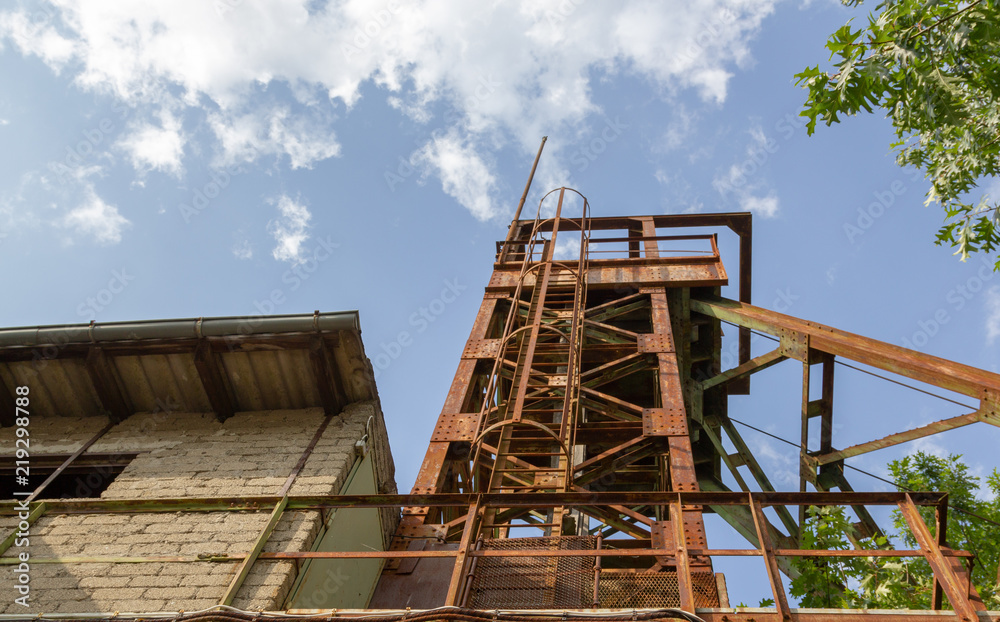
top-left (986, 286), bottom-right (1000, 345)
top-left (268, 195), bottom-right (311, 264)
top-left (712, 123), bottom-right (780, 218)
top-left (0, 9), bottom-right (77, 69)
top-left (207, 106), bottom-right (340, 169)
top-left (740, 192), bottom-right (779, 218)
top-left (554, 237), bottom-right (582, 261)
top-left (61, 188), bottom-right (129, 245)
top-left (414, 130), bottom-right (500, 221)
top-left (0, 1), bottom-right (776, 219)
top-left (232, 238), bottom-right (252, 260)
top-left (117, 109), bottom-right (186, 177)
top-left (656, 106), bottom-right (698, 154)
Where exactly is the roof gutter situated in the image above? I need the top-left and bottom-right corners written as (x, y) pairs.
top-left (0, 311), bottom-right (361, 348)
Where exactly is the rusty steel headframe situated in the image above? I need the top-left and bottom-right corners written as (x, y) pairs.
top-left (385, 198), bottom-right (999, 618)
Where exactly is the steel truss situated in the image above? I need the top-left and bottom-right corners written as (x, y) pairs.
top-left (389, 201), bottom-right (1000, 617)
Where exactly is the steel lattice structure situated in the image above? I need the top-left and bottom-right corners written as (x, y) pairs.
top-left (378, 177), bottom-right (1000, 618)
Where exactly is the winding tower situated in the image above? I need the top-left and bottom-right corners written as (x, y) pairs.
top-left (372, 156), bottom-right (1000, 618)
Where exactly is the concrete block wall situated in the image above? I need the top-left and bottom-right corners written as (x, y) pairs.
top-left (0, 400), bottom-right (397, 614)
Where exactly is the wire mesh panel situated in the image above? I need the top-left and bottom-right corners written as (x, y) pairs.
top-left (598, 570), bottom-right (720, 608)
top-left (466, 536), bottom-right (597, 609)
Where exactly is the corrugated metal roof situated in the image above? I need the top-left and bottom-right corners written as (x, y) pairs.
top-left (0, 312), bottom-right (376, 421)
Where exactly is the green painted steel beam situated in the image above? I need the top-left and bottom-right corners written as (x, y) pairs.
top-left (0, 502), bottom-right (46, 556)
top-left (219, 494), bottom-right (288, 606)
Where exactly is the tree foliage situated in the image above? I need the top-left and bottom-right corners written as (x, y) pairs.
top-left (789, 452), bottom-right (1000, 609)
top-left (797, 0), bottom-right (1000, 267)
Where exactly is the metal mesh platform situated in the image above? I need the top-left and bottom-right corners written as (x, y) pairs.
top-left (466, 536), bottom-right (597, 609)
top-left (598, 570), bottom-right (720, 608)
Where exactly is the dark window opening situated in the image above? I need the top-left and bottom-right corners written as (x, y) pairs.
top-left (1, 453), bottom-right (138, 499)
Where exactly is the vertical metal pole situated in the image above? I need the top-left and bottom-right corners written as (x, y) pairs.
top-left (799, 361), bottom-right (811, 529)
top-left (670, 497), bottom-right (695, 611)
top-left (819, 356), bottom-right (835, 453)
top-left (933, 495), bottom-right (948, 610)
top-left (592, 534), bottom-right (602, 608)
top-left (500, 137), bottom-right (547, 263)
top-left (445, 497), bottom-right (481, 605)
top-left (460, 536), bottom-right (484, 607)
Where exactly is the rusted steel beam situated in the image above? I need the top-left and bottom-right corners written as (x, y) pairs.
top-left (640, 217), bottom-right (660, 259)
top-left (818, 355), bottom-right (835, 453)
top-left (813, 410), bottom-right (984, 466)
top-left (700, 346), bottom-right (786, 390)
top-left (691, 295), bottom-right (1000, 400)
top-left (84, 346), bottom-right (133, 423)
top-left (498, 136), bottom-right (546, 264)
top-left (711, 416), bottom-right (799, 540)
top-left (194, 338), bottom-right (238, 422)
top-left (573, 435), bottom-right (648, 472)
top-left (934, 495), bottom-right (949, 610)
top-left (487, 264), bottom-right (727, 291)
top-left (0, 490), bottom-right (951, 514)
top-left (799, 361), bottom-right (811, 528)
top-left (697, 613), bottom-right (1000, 622)
top-left (750, 496), bottom-right (792, 621)
top-left (27, 421), bottom-right (115, 502)
top-left (444, 499), bottom-right (480, 605)
top-left (897, 493), bottom-right (984, 619)
top-left (671, 499), bottom-right (695, 611)
top-left (6, 546), bottom-right (973, 565)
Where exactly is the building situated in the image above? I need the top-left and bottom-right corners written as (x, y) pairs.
top-left (0, 312), bottom-right (397, 613)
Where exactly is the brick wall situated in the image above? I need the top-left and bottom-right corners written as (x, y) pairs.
top-left (0, 400), bottom-right (396, 614)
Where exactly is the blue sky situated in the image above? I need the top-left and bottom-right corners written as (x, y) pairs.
top-left (1, 0), bottom-right (998, 606)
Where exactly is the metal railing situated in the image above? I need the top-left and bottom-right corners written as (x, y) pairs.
top-left (0, 490), bottom-right (981, 616)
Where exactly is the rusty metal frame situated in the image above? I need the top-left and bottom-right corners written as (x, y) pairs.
top-left (386, 207), bottom-right (1000, 617)
top-left (690, 294), bottom-right (1000, 542)
top-left (0, 491), bottom-right (982, 616)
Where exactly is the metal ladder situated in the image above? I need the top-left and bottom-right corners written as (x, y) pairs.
top-left (472, 188), bottom-right (590, 538)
